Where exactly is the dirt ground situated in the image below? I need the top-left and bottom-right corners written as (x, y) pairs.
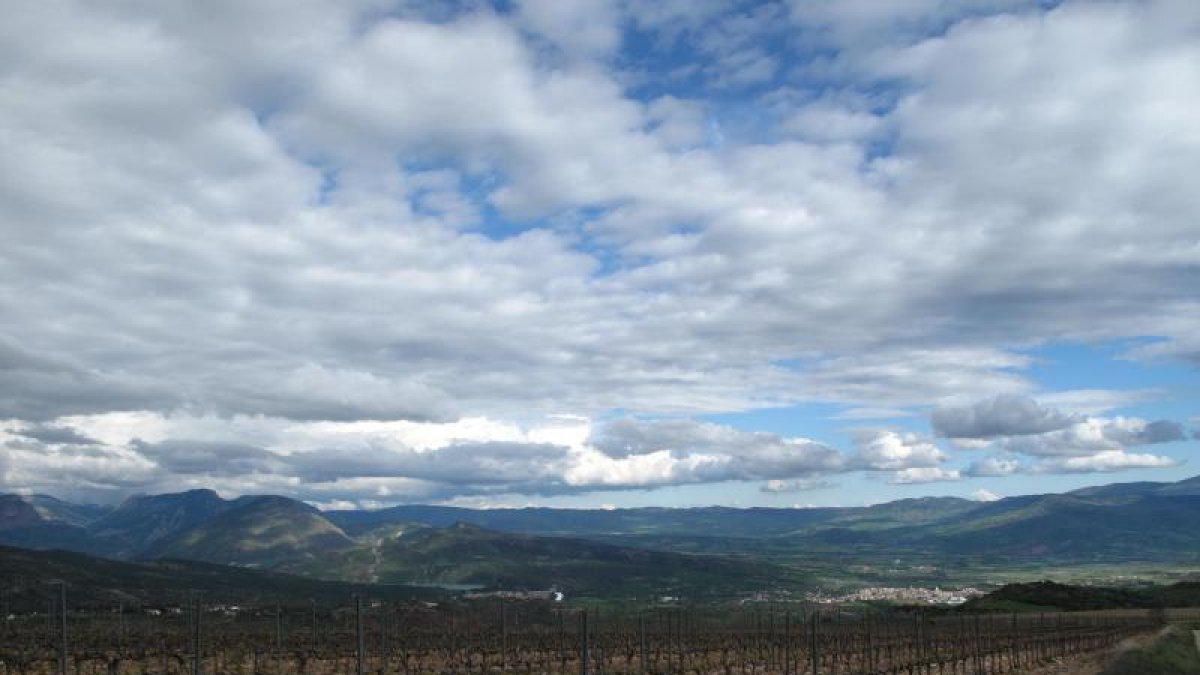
top-left (1009, 630), bottom-right (1164, 675)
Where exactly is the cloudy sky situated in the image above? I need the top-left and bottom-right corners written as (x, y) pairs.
top-left (1, 0), bottom-right (1197, 509)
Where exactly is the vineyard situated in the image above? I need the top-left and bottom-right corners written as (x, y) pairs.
top-left (4, 590), bottom-right (1198, 675)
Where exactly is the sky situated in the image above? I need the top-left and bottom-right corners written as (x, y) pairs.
top-left (0, 0), bottom-right (1197, 509)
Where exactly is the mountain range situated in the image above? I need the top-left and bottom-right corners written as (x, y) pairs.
top-left (2, 475), bottom-right (1198, 597)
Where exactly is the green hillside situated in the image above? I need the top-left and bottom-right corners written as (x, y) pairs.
top-left (290, 523), bottom-right (806, 599)
top-left (326, 497), bottom-right (982, 540)
top-left (759, 493), bottom-right (1200, 565)
top-left (964, 580), bottom-right (1200, 613)
top-left (0, 545), bottom-right (440, 611)
top-left (926, 495), bottom-right (1200, 559)
top-left (151, 496), bottom-right (354, 566)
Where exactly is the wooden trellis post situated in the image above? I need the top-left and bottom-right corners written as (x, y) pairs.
top-left (580, 610), bottom-right (590, 675)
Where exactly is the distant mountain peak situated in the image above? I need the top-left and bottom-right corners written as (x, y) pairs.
top-left (122, 487), bottom-right (222, 504)
top-left (151, 494), bottom-right (353, 566)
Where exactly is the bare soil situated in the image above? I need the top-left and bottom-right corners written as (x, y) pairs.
top-left (1010, 630), bottom-right (1163, 675)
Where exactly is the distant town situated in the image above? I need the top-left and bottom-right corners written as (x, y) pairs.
top-left (806, 586), bottom-right (985, 606)
top-left (738, 585), bottom-right (985, 606)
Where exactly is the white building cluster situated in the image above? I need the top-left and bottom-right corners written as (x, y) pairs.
top-left (807, 586), bottom-right (984, 606)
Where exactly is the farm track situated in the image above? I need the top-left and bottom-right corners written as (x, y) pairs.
top-left (365, 537), bottom-right (384, 584)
